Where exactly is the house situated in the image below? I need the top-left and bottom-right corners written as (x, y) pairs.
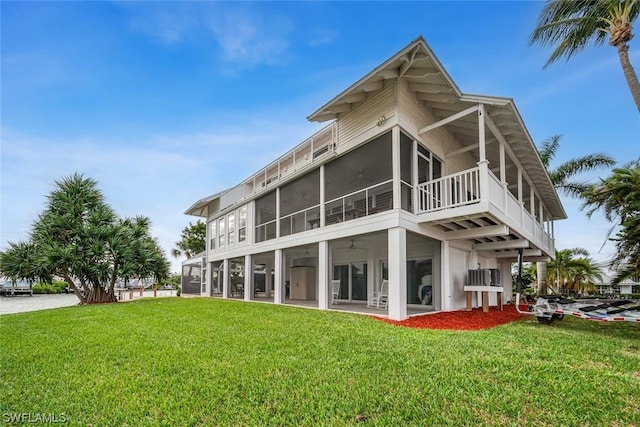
top-left (182, 37), bottom-right (566, 320)
top-left (595, 273), bottom-right (639, 296)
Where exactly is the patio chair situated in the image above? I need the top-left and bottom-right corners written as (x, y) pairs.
top-left (331, 280), bottom-right (341, 304)
top-left (367, 279), bottom-right (388, 309)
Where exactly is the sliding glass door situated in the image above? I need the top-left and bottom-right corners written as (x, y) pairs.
top-left (333, 263), bottom-right (367, 302)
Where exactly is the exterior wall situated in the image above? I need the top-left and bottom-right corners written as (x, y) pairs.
top-left (448, 246), bottom-right (469, 310)
top-left (337, 84), bottom-right (395, 153)
top-left (397, 79), bottom-right (476, 175)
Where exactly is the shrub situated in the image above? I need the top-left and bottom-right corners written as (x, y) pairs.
top-left (32, 283), bottom-right (56, 294)
top-left (32, 280), bottom-right (69, 294)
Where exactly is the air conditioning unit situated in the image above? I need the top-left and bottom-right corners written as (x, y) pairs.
top-left (467, 269), bottom-right (500, 286)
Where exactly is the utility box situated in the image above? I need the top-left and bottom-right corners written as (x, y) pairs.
top-left (290, 266), bottom-right (316, 300)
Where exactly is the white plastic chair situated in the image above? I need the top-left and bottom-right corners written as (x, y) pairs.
top-left (331, 280), bottom-right (341, 305)
top-left (368, 279), bottom-right (388, 309)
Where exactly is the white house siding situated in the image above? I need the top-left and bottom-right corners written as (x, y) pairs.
top-left (396, 80), bottom-right (476, 175)
top-left (337, 84), bottom-right (395, 152)
top-left (448, 246), bottom-right (469, 310)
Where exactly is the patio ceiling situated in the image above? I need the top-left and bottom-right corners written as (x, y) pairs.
top-left (308, 36), bottom-right (565, 221)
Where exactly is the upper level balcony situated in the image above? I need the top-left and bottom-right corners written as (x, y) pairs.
top-left (416, 163), bottom-right (555, 258)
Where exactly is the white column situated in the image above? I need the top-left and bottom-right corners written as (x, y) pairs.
top-left (204, 261), bottom-right (212, 296)
top-left (265, 258), bottom-right (272, 298)
top-left (440, 241), bottom-right (451, 311)
top-left (222, 259), bottom-right (230, 299)
top-left (499, 140), bottom-right (507, 211)
top-left (244, 255), bottom-right (252, 301)
top-left (318, 240), bottom-right (329, 310)
top-left (392, 126), bottom-right (401, 210)
top-left (477, 104), bottom-right (489, 202)
top-left (274, 249), bottom-right (284, 304)
top-left (320, 165), bottom-right (326, 228)
top-left (412, 139), bottom-right (418, 212)
top-left (388, 227), bottom-right (407, 321)
top-left (499, 261), bottom-right (512, 303)
top-left (275, 188), bottom-right (281, 238)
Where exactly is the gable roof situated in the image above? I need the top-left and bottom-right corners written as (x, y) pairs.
top-left (308, 36), bottom-right (566, 220)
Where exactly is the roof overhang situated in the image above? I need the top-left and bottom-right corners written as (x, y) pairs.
top-left (184, 192), bottom-right (223, 217)
top-left (307, 36), bottom-right (566, 220)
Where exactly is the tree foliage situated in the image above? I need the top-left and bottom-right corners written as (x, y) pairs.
top-left (0, 174), bottom-right (170, 304)
top-left (171, 221), bottom-right (206, 259)
top-left (529, 0), bottom-right (640, 110)
top-left (534, 135), bottom-right (614, 294)
top-left (584, 159), bottom-right (640, 284)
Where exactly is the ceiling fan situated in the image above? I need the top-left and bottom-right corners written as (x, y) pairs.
top-left (336, 239), bottom-right (362, 251)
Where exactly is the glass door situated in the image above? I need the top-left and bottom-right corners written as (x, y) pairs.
top-left (380, 258), bottom-right (434, 305)
top-left (333, 263), bottom-right (367, 302)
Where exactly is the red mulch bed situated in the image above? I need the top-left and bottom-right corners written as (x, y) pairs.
top-left (379, 305), bottom-right (530, 331)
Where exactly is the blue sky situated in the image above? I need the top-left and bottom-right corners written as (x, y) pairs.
top-left (2, 1), bottom-right (638, 273)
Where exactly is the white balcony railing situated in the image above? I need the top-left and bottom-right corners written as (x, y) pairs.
top-left (416, 166), bottom-right (555, 254)
top-left (416, 167), bottom-right (480, 213)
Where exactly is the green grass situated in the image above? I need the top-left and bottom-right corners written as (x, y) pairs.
top-left (1, 298), bottom-right (639, 426)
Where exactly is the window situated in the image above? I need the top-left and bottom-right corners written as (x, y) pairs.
top-left (218, 217), bottom-right (225, 249)
top-left (238, 206), bottom-right (247, 243)
top-left (228, 212), bottom-right (235, 245)
top-left (209, 221), bottom-right (216, 250)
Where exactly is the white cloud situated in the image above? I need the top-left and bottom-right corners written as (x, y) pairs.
top-left (123, 3), bottom-right (294, 68)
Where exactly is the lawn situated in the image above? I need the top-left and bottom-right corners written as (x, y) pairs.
top-left (1, 297), bottom-right (639, 426)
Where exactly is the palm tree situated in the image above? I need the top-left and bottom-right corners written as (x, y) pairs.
top-left (584, 159), bottom-right (640, 284)
top-left (535, 135), bottom-right (615, 294)
top-left (0, 174), bottom-right (170, 304)
top-left (530, 0), bottom-right (640, 111)
top-left (565, 257), bottom-right (604, 295)
top-left (546, 248), bottom-right (590, 293)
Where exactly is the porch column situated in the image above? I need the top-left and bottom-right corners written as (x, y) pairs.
top-left (499, 260), bottom-right (512, 304)
top-left (244, 255), bottom-right (252, 301)
top-left (318, 240), bottom-right (329, 310)
top-left (518, 169), bottom-right (524, 226)
top-left (477, 104), bottom-right (490, 202)
top-left (392, 126), bottom-right (401, 210)
top-left (499, 140), bottom-right (507, 211)
top-left (412, 139), bottom-right (419, 212)
top-left (264, 258), bottom-right (272, 298)
top-left (388, 227), bottom-right (407, 321)
top-left (276, 188), bottom-right (281, 238)
top-left (222, 258), bottom-right (230, 299)
top-left (441, 241), bottom-right (452, 311)
top-left (320, 165), bottom-right (326, 227)
top-left (274, 249), bottom-right (284, 304)
top-left (204, 261), bottom-right (212, 296)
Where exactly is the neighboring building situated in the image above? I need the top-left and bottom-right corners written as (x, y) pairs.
top-left (183, 37), bottom-right (566, 320)
top-left (595, 274), bottom-right (639, 296)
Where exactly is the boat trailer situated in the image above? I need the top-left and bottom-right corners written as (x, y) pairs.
top-left (514, 249), bottom-right (640, 325)
top-left (516, 293), bottom-right (640, 324)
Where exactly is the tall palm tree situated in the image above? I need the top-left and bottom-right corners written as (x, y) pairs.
top-left (535, 135), bottom-right (615, 294)
top-left (530, 0), bottom-right (640, 111)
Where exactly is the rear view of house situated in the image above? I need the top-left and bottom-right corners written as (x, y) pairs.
top-left (183, 36), bottom-right (566, 320)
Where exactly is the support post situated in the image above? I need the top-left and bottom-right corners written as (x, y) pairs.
top-left (244, 255), bottom-right (252, 301)
top-left (318, 240), bottom-right (329, 310)
top-left (388, 227), bottom-right (407, 320)
top-left (274, 249), bottom-right (284, 304)
top-left (392, 126), bottom-right (401, 210)
top-left (222, 259), bottom-right (230, 299)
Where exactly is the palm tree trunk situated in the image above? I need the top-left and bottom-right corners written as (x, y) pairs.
top-left (617, 44), bottom-right (640, 112)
